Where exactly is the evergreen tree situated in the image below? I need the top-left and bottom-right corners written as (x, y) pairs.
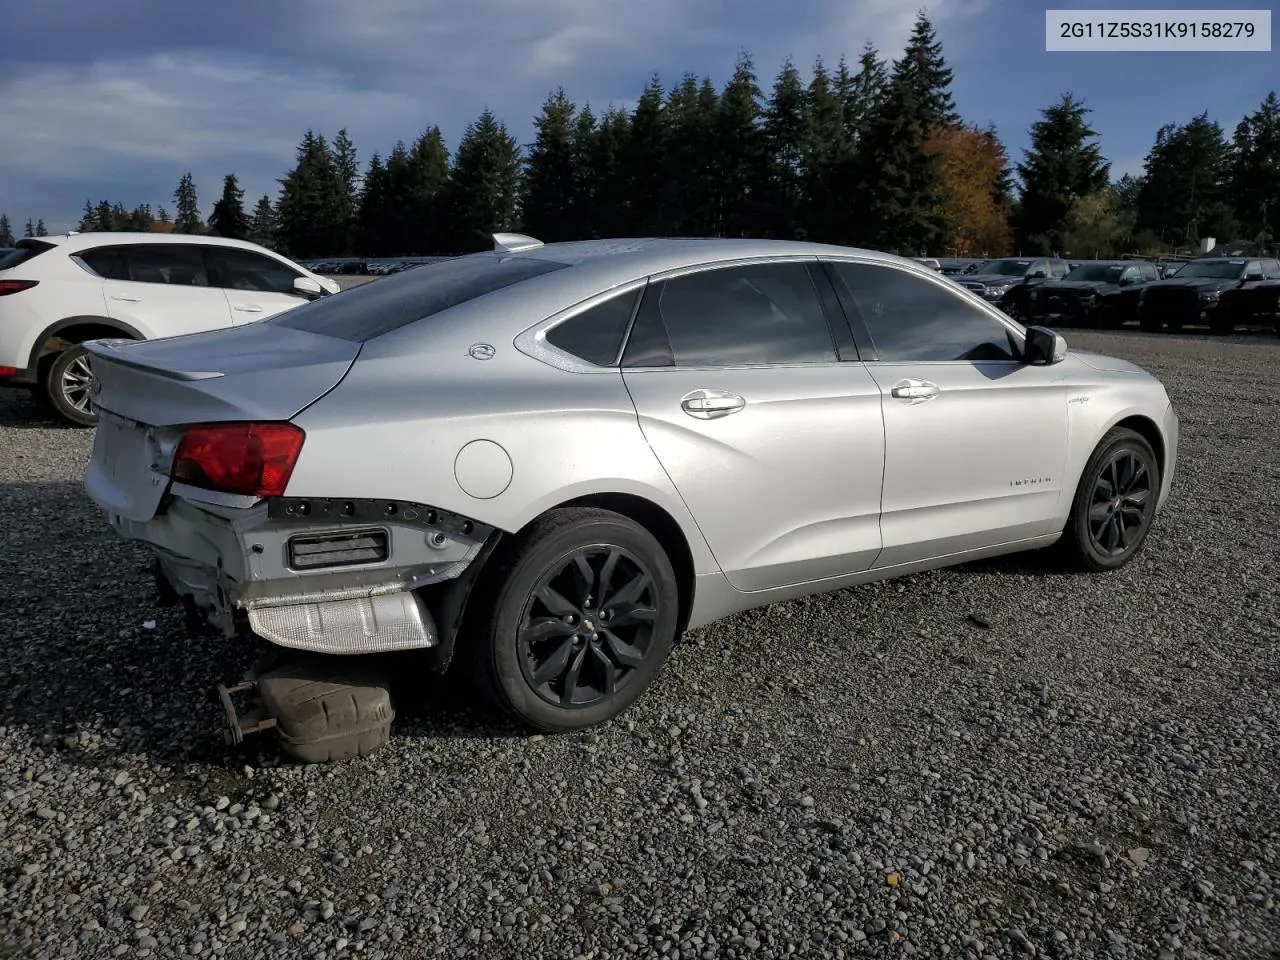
top-left (248, 196), bottom-right (276, 249)
top-left (623, 75), bottom-right (667, 234)
top-left (1229, 92), bottom-right (1280, 244)
top-left (660, 75), bottom-right (718, 235)
top-left (276, 130), bottom-right (350, 257)
top-left (714, 52), bottom-right (766, 237)
top-left (589, 106), bottom-right (631, 238)
top-left (96, 200), bottom-right (116, 231)
top-left (381, 141), bottom-right (413, 253)
top-left (893, 12), bottom-right (959, 130)
top-left (802, 58), bottom-right (853, 243)
top-left (445, 108), bottom-right (521, 252)
top-left (127, 204), bottom-right (154, 231)
top-left (840, 44), bottom-right (888, 147)
top-left (1137, 114), bottom-right (1235, 247)
top-left (78, 201), bottom-right (98, 232)
top-left (208, 173), bottom-right (250, 240)
top-left (523, 88), bottom-right (579, 241)
top-left (567, 104), bottom-right (599, 239)
top-left (172, 172), bottom-right (203, 233)
top-left (405, 126), bottom-right (451, 254)
top-left (156, 206), bottom-right (171, 224)
top-left (356, 153), bottom-right (390, 254)
top-left (23, 219), bottom-right (34, 238)
top-left (848, 79), bottom-right (948, 253)
top-left (1015, 93), bottom-right (1109, 253)
top-left (35, 219), bottom-right (48, 237)
top-left (330, 128), bottom-right (360, 254)
top-left (759, 59), bottom-right (808, 238)
top-left (0, 214), bottom-right (12, 246)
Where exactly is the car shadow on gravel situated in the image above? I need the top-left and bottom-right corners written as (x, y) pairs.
top-left (0, 480), bottom-right (523, 775)
top-left (0, 390), bottom-right (67, 429)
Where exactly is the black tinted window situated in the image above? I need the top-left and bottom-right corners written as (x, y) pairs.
top-left (77, 245), bottom-right (129, 279)
top-left (213, 247), bottom-right (302, 294)
top-left (1050, 261), bottom-right (1069, 278)
top-left (269, 254), bottom-right (569, 341)
top-left (829, 261), bottom-right (1018, 362)
top-left (0, 240), bottom-right (56, 271)
top-left (625, 263), bottom-right (836, 368)
top-left (546, 288), bottom-right (640, 366)
top-left (1264, 260), bottom-right (1280, 279)
top-left (1140, 263), bottom-right (1158, 281)
top-left (121, 244), bottom-right (210, 286)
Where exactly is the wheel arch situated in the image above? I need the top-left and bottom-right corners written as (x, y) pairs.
top-left (422, 490), bottom-right (699, 676)
top-left (27, 315), bottom-right (146, 371)
top-left (1109, 413), bottom-right (1167, 481)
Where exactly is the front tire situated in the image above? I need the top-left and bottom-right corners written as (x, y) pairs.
top-left (1138, 312), bottom-right (1161, 333)
top-left (43, 344), bottom-right (98, 427)
top-left (1058, 428), bottom-right (1160, 572)
top-left (469, 508), bottom-right (680, 732)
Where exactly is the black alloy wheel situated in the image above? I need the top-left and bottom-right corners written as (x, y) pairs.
top-left (1059, 427), bottom-right (1161, 571)
top-left (1086, 448), bottom-right (1152, 558)
top-left (517, 545), bottom-right (659, 709)
top-left (470, 507), bottom-right (679, 732)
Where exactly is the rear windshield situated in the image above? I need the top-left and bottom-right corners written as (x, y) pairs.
top-left (0, 240), bottom-right (56, 271)
top-left (267, 254), bottom-right (570, 341)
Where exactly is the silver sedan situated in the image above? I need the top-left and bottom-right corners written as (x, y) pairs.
top-left (83, 235), bottom-right (1179, 732)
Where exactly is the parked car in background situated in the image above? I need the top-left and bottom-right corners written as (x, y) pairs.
top-left (1025, 260), bottom-right (1161, 329)
top-left (912, 257), bottom-right (941, 271)
top-left (0, 233), bottom-right (341, 425)
top-left (955, 257), bottom-right (1071, 319)
top-left (1137, 257), bottom-right (1280, 334)
top-left (937, 258), bottom-right (987, 277)
top-left (1215, 271), bottom-right (1280, 335)
top-left (82, 234), bottom-right (1178, 733)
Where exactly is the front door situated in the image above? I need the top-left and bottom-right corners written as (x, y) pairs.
top-left (207, 246), bottom-right (311, 322)
top-left (620, 260), bottom-right (885, 592)
top-left (825, 259), bottom-right (1069, 568)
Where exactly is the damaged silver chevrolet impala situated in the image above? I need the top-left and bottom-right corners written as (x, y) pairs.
top-left (84, 234), bottom-right (1178, 736)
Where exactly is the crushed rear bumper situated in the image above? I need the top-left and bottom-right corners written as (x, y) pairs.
top-left (97, 493), bottom-right (493, 655)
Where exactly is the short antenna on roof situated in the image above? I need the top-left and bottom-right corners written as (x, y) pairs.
top-left (493, 232), bottom-right (543, 253)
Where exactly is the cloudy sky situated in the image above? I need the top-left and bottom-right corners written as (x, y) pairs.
top-left (1, 0), bottom-right (1273, 234)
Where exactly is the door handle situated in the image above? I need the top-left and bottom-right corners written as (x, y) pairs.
top-left (680, 388), bottom-right (745, 420)
top-left (110, 295), bottom-right (141, 302)
top-left (890, 379), bottom-right (940, 403)
top-left (234, 304), bottom-right (264, 313)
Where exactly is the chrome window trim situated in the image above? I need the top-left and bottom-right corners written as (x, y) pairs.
top-left (514, 277), bottom-right (650, 374)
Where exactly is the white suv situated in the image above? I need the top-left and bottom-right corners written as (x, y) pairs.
top-left (0, 233), bottom-right (342, 425)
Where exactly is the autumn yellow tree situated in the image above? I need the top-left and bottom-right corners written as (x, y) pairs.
top-left (924, 124), bottom-right (1013, 256)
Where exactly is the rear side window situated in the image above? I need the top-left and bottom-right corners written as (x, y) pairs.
top-left (77, 245), bottom-right (129, 279)
top-left (120, 244), bottom-right (211, 286)
top-left (268, 254), bottom-right (570, 342)
top-left (211, 247), bottom-right (302, 294)
top-left (1263, 260), bottom-right (1280, 280)
top-left (0, 240), bottom-right (56, 271)
top-left (545, 287), bottom-right (640, 366)
top-left (1139, 263), bottom-right (1158, 281)
top-left (623, 262), bottom-right (837, 368)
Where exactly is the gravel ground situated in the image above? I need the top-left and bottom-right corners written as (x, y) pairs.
top-left (1, 329), bottom-right (1277, 960)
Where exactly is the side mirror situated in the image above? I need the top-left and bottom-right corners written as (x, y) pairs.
top-left (1028, 269), bottom-right (1048, 280)
top-left (1023, 325), bottom-right (1068, 365)
top-left (1243, 273), bottom-right (1263, 282)
top-left (293, 276), bottom-right (324, 298)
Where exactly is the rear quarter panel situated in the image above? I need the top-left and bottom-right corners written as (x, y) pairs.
top-left (284, 324), bottom-right (721, 576)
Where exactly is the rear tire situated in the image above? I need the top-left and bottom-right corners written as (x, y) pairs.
top-left (44, 344), bottom-right (98, 427)
top-left (1138, 312), bottom-right (1161, 333)
top-left (468, 508), bottom-right (680, 732)
top-left (1057, 427), bottom-right (1160, 572)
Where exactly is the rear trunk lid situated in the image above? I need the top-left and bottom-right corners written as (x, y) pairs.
top-left (84, 324), bottom-right (360, 523)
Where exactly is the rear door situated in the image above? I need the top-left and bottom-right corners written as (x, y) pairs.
top-left (620, 259), bottom-right (885, 592)
top-left (90, 243), bottom-right (232, 339)
top-left (207, 246), bottom-right (312, 321)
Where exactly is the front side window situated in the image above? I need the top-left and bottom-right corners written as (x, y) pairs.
top-left (623, 262), bottom-right (837, 368)
top-left (1120, 266), bottom-right (1141, 283)
top-left (545, 287), bottom-right (641, 366)
top-left (1049, 261), bottom-right (1069, 279)
top-left (1262, 260), bottom-right (1280, 279)
top-left (1243, 261), bottom-right (1264, 280)
top-left (120, 244), bottom-right (211, 286)
top-left (212, 247), bottom-right (303, 294)
top-left (1066, 263), bottom-right (1124, 283)
top-left (828, 261), bottom-right (1020, 363)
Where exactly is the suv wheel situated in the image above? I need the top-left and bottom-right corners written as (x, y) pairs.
top-left (44, 344), bottom-right (98, 427)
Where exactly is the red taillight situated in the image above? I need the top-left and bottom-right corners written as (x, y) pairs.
top-left (0, 280), bottom-right (38, 296)
top-left (171, 422), bottom-right (305, 498)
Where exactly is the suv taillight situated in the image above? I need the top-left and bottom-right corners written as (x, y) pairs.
top-left (171, 422), bottom-right (305, 498)
top-left (0, 280), bottom-right (38, 296)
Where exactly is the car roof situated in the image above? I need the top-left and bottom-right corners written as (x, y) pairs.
top-left (46, 232), bottom-right (283, 254)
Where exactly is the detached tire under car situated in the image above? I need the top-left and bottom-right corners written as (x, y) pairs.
top-left (468, 507), bottom-right (680, 733)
